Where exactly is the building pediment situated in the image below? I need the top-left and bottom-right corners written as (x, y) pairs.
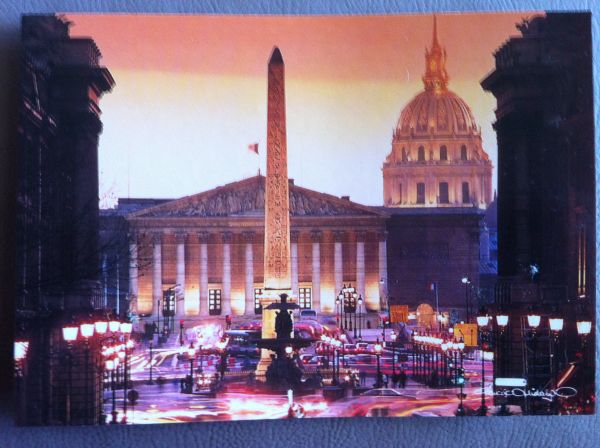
top-left (128, 176), bottom-right (385, 219)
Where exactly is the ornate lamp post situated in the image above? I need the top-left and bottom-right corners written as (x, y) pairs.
top-left (374, 339), bottom-right (383, 388)
top-left (79, 323), bottom-right (95, 424)
top-left (105, 358), bottom-right (118, 424)
top-left (476, 312), bottom-right (490, 416)
top-left (548, 317), bottom-right (564, 384)
top-left (526, 312), bottom-right (540, 414)
top-left (339, 284), bottom-right (358, 335)
top-left (62, 325), bottom-right (78, 425)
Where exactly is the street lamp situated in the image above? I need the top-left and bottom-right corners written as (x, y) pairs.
top-left (496, 314), bottom-right (509, 328)
top-left (441, 341), bottom-right (449, 386)
top-left (62, 326), bottom-right (78, 425)
top-left (95, 320), bottom-right (108, 335)
top-left (335, 295), bottom-right (342, 330)
top-left (108, 320), bottom-right (121, 333)
top-left (187, 344), bottom-right (196, 393)
top-left (527, 314), bottom-right (541, 330)
top-left (332, 338), bottom-right (342, 385)
top-left (105, 359), bottom-right (117, 424)
top-left (525, 312), bottom-right (541, 414)
top-left (461, 276), bottom-right (471, 322)
top-left (492, 313), bottom-right (509, 386)
top-left (357, 296), bottom-right (363, 340)
top-left (339, 284), bottom-right (358, 336)
top-left (476, 312), bottom-right (489, 416)
top-left (548, 316), bottom-right (564, 413)
top-left (79, 323), bottom-right (95, 424)
top-left (390, 330), bottom-right (397, 377)
top-left (455, 338), bottom-right (466, 416)
top-left (374, 339), bottom-right (383, 388)
top-left (577, 321), bottom-right (592, 338)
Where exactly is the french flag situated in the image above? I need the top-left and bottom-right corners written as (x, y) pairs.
top-left (429, 282), bottom-right (437, 291)
top-left (248, 143), bottom-right (259, 154)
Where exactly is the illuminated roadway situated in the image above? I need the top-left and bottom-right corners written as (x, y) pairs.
top-left (104, 341), bottom-right (496, 423)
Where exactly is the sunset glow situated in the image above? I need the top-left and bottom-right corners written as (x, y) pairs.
top-left (67, 13), bottom-right (538, 206)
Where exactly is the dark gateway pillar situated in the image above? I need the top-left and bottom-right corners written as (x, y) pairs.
top-left (482, 13), bottom-right (595, 413)
top-left (17, 15), bottom-right (114, 425)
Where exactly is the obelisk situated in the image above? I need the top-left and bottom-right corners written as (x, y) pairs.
top-left (264, 46), bottom-right (292, 293)
top-left (257, 47), bottom-right (294, 374)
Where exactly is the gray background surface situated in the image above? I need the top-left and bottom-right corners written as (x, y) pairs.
top-left (0, 1), bottom-right (598, 447)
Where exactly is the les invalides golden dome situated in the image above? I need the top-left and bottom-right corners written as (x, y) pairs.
top-left (383, 17), bottom-right (492, 209)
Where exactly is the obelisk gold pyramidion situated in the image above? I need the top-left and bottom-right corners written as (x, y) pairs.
top-left (257, 47), bottom-right (294, 375)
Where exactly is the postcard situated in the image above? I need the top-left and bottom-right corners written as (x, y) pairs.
top-left (14, 11), bottom-right (594, 425)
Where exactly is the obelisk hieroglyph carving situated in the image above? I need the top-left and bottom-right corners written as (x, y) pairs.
top-left (257, 47), bottom-right (294, 374)
top-left (264, 46), bottom-right (292, 291)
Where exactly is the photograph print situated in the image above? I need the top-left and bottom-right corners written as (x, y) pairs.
top-left (14, 11), bottom-right (595, 425)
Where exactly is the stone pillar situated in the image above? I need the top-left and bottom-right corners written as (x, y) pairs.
top-left (356, 231), bottom-right (366, 305)
top-left (152, 233), bottom-right (162, 315)
top-left (244, 231), bottom-right (255, 315)
top-left (311, 230), bottom-right (322, 312)
top-left (175, 232), bottom-right (186, 318)
top-left (290, 231), bottom-right (299, 297)
top-left (198, 232), bottom-right (209, 317)
top-left (378, 231), bottom-right (388, 312)
top-left (221, 231), bottom-right (232, 315)
top-left (333, 230), bottom-right (344, 292)
top-left (128, 232), bottom-right (138, 315)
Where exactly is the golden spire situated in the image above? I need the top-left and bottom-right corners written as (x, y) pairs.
top-left (422, 15), bottom-right (449, 93)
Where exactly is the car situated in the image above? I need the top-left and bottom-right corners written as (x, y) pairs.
top-left (343, 344), bottom-right (357, 354)
top-left (352, 354), bottom-right (375, 364)
top-left (224, 330), bottom-right (261, 358)
top-left (299, 309), bottom-right (318, 320)
top-left (361, 388), bottom-right (404, 397)
top-left (303, 355), bottom-right (330, 367)
top-left (356, 342), bottom-right (369, 353)
top-left (299, 354), bottom-right (314, 365)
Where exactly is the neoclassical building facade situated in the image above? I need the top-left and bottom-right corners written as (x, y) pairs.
top-left (383, 19), bottom-right (493, 209)
top-left (125, 176), bottom-right (389, 321)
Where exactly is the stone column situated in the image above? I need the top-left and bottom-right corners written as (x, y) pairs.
top-left (198, 232), bottom-right (209, 317)
top-left (175, 232), bottom-right (186, 318)
top-left (221, 231), bottom-right (232, 315)
top-left (128, 232), bottom-right (138, 316)
top-left (356, 231), bottom-right (366, 304)
top-left (333, 230), bottom-right (344, 292)
top-left (243, 231), bottom-right (255, 315)
top-left (152, 232), bottom-right (162, 315)
top-left (311, 230), bottom-right (321, 312)
top-left (452, 177), bottom-right (462, 205)
top-left (378, 231), bottom-right (388, 312)
top-left (290, 231), bottom-right (299, 298)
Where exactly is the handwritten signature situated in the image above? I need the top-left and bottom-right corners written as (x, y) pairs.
top-left (494, 387), bottom-right (577, 402)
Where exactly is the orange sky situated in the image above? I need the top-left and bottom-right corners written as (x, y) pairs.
top-left (67, 12), bottom-right (541, 206)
